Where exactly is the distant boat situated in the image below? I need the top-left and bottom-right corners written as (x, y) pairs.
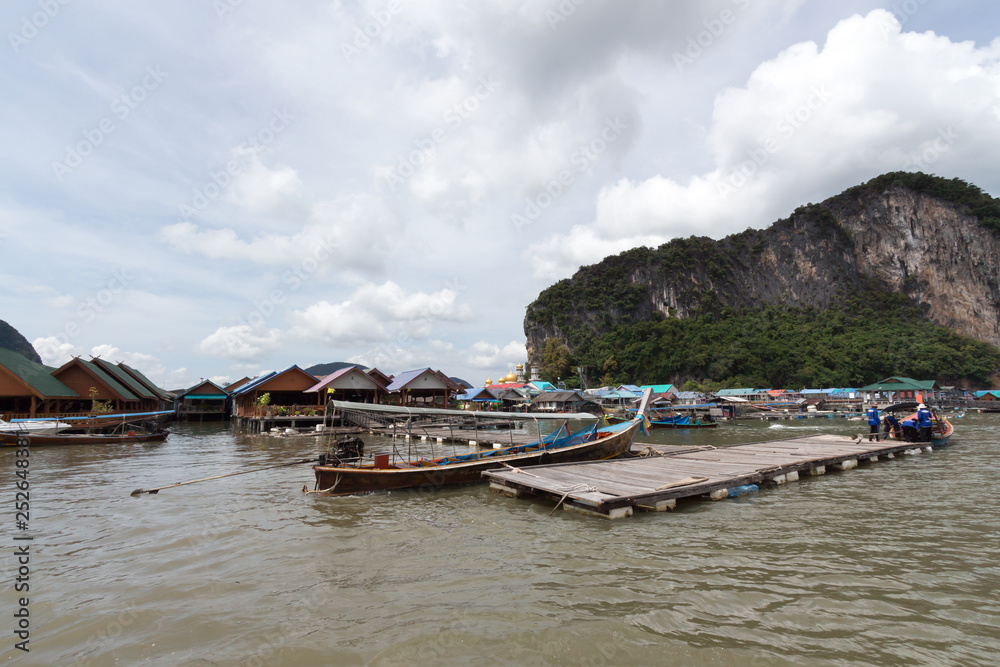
top-left (0, 430), bottom-right (169, 446)
top-left (606, 411), bottom-right (719, 429)
top-left (0, 418), bottom-right (71, 435)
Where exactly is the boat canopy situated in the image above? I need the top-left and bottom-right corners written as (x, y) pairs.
top-left (329, 400), bottom-right (598, 421)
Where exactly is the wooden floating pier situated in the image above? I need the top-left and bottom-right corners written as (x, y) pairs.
top-left (483, 434), bottom-right (940, 519)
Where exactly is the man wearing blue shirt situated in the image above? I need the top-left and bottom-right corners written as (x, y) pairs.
top-left (916, 403), bottom-right (933, 442)
top-left (867, 403), bottom-right (881, 441)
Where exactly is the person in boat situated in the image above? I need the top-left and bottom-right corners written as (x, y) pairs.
top-left (866, 403), bottom-right (881, 441)
top-left (883, 413), bottom-right (901, 439)
top-left (916, 403), bottom-right (933, 442)
top-left (900, 417), bottom-right (918, 442)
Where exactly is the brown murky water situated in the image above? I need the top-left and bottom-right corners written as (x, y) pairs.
top-left (2, 414), bottom-right (998, 665)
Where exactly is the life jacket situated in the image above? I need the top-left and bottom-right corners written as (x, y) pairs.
top-left (917, 408), bottom-right (933, 428)
top-left (867, 407), bottom-right (880, 426)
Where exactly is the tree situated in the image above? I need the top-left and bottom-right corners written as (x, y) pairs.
top-left (540, 338), bottom-right (574, 384)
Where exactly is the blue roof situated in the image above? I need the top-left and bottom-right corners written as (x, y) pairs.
top-left (674, 391), bottom-right (703, 399)
top-left (386, 368), bottom-right (443, 392)
top-left (231, 371), bottom-right (277, 395)
top-left (529, 380), bottom-right (557, 392)
top-left (618, 384), bottom-right (642, 393)
top-left (640, 384), bottom-right (674, 394)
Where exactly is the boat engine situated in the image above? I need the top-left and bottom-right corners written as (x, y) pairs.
top-left (319, 436), bottom-right (365, 465)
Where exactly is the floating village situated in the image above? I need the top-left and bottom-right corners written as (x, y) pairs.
top-left (2, 347), bottom-right (998, 517)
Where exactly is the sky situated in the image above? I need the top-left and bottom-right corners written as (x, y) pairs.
top-left (1, 0), bottom-right (998, 390)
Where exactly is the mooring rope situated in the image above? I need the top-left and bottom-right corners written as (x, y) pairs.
top-left (549, 483), bottom-right (598, 516)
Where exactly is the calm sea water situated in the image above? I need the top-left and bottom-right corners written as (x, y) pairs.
top-left (2, 414), bottom-right (998, 666)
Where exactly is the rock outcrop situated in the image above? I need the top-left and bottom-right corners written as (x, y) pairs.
top-left (524, 173), bottom-right (1000, 365)
top-left (0, 320), bottom-right (42, 364)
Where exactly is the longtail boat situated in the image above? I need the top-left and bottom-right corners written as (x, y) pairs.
top-left (0, 418), bottom-right (72, 435)
top-left (0, 430), bottom-right (169, 446)
top-left (308, 393), bottom-right (652, 497)
top-left (881, 402), bottom-right (954, 446)
top-left (606, 411), bottom-right (718, 429)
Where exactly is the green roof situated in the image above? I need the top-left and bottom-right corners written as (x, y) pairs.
top-left (92, 358), bottom-right (156, 399)
top-left (119, 363), bottom-right (171, 400)
top-left (640, 384), bottom-right (675, 394)
top-left (0, 348), bottom-right (79, 398)
top-left (859, 376), bottom-right (938, 392)
top-left (79, 360), bottom-right (140, 401)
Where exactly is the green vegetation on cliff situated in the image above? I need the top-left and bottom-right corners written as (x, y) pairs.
top-left (560, 290), bottom-right (1000, 388)
top-left (0, 320), bottom-right (41, 364)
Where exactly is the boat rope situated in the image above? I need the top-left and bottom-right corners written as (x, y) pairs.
top-left (549, 483), bottom-right (598, 516)
top-left (303, 472), bottom-right (342, 495)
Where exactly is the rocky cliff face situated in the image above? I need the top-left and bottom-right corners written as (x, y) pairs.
top-left (524, 174), bottom-right (1000, 364)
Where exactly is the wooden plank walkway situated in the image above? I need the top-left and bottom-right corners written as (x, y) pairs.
top-left (483, 434), bottom-right (940, 519)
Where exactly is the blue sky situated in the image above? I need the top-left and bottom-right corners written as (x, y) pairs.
top-left (1, 0), bottom-right (998, 388)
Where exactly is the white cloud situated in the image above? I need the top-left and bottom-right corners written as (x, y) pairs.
top-left (44, 294), bottom-right (75, 308)
top-left (33, 337), bottom-right (79, 367)
top-left (465, 340), bottom-right (527, 371)
top-left (160, 193), bottom-right (400, 273)
top-left (199, 326), bottom-right (283, 363)
top-left (525, 10), bottom-right (1000, 279)
top-left (225, 153), bottom-right (302, 212)
top-left (289, 281), bottom-right (475, 347)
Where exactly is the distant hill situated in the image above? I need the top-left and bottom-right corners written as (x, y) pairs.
top-left (0, 320), bottom-right (41, 364)
top-left (304, 361), bottom-right (357, 377)
top-left (524, 172), bottom-right (1000, 388)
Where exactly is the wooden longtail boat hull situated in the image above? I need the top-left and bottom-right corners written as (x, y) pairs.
top-left (0, 431), bottom-right (169, 446)
top-left (311, 420), bottom-right (640, 497)
top-left (886, 417), bottom-right (954, 446)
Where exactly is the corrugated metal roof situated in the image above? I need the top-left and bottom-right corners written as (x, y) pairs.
top-left (73, 359), bottom-right (140, 401)
top-left (118, 363), bottom-right (172, 400)
top-left (92, 358), bottom-right (156, 399)
top-left (0, 348), bottom-right (79, 398)
top-left (640, 384), bottom-right (675, 394)
top-left (386, 368), bottom-right (439, 392)
top-left (231, 371), bottom-right (277, 395)
top-left (716, 388), bottom-right (755, 396)
top-left (859, 376), bottom-right (937, 391)
top-left (179, 380), bottom-right (229, 399)
top-left (304, 365), bottom-right (372, 393)
top-left (330, 400), bottom-right (596, 420)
